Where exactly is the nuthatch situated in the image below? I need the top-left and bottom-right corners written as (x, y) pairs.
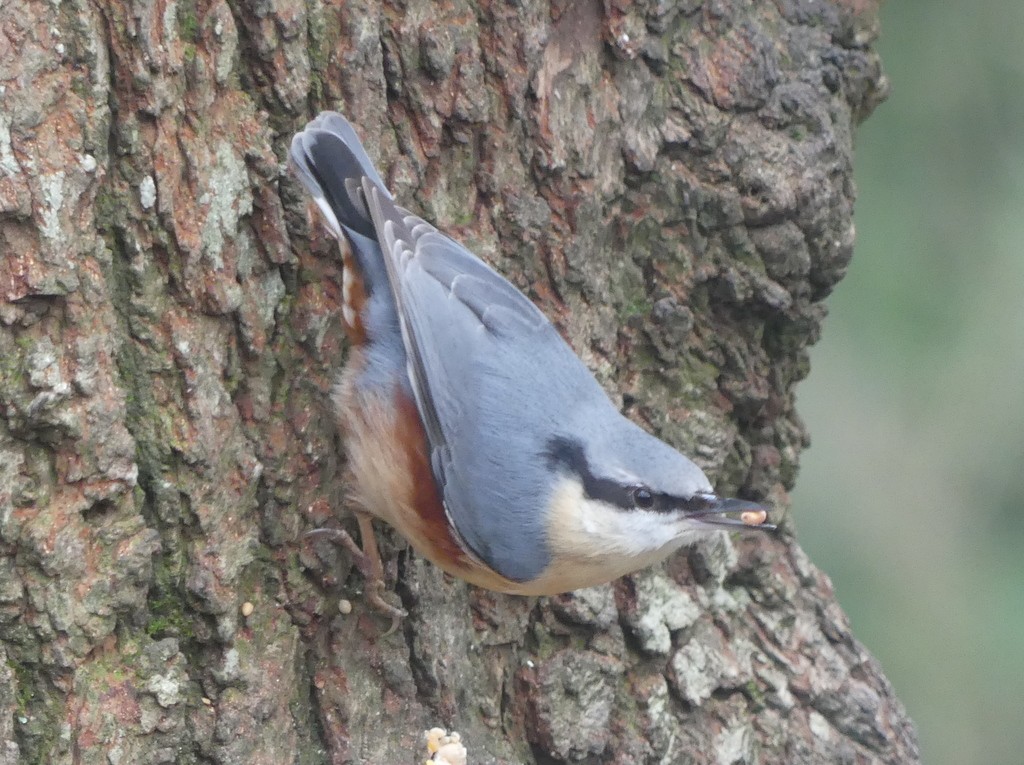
top-left (290, 112), bottom-right (773, 615)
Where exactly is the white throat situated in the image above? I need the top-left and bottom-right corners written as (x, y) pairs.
top-left (543, 477), bottom-right (702, 581)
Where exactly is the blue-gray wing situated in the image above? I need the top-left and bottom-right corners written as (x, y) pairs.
top-left (362, 185), bottom-right (602, 580)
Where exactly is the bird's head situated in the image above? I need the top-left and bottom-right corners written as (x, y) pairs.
top-left (540, 421), bottom-right (774, 575)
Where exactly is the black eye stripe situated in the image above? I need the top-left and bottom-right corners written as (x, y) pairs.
top-left (545, 437), bottom-right (629, 506)
top-left (544, 436), bottom-right (703, 513)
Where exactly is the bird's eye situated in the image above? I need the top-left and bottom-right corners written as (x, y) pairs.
top-left (632, 486), bottom-right (654, 509)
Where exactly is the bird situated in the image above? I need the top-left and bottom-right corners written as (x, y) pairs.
top-left (289, 112), bottom-right (773, 619)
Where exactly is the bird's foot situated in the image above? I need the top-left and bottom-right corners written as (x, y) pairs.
top-left (305, 520), bottom-right (407, 634)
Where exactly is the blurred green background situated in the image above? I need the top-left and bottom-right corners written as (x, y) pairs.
top-left (792, 2), bottom-right (1024, 764)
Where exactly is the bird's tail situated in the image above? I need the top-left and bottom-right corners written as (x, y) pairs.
top-left (289, 112), bottom-right (392, 241)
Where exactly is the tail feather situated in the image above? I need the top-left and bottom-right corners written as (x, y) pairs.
top-left (289, 112), bottom-right (392, 240)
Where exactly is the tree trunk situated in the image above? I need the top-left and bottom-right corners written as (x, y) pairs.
top-left (0, 0), bottom-right (917, 763)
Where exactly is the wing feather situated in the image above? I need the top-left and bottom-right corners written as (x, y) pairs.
top-left (363, 183), bottom-right (554, 443)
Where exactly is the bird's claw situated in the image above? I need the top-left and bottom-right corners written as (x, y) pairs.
top-left (305, 521), bottom-right (406, 634)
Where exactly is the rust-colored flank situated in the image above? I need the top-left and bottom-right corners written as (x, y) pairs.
top-left (392, 389), bottom-right (470, 572)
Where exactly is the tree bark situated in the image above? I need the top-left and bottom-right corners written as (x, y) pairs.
top-left (0, 0), bottom-right (917, 763)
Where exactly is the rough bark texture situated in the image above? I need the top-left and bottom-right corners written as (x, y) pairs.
top-left (0, 0), bottom-right (917, 763)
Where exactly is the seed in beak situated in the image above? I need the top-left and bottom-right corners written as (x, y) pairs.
top-left (740, 509), bottom-right (768, 526)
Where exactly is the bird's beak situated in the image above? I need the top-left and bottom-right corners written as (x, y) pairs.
top-left (687, 494), bottom-right (777, 531)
